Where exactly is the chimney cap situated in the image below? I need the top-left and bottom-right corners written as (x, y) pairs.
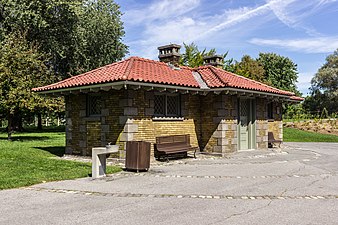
top-left (158, 44), bottom-right (181, 50)
top-left (203, 55), bottom-right (223, 60)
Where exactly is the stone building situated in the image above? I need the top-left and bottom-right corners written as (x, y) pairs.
top-left (33, 44), bottom-right (303, 158)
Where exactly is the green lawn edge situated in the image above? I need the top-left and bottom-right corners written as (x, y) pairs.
top-left (0, 131), bottom-right (122, 190)
top-left (283, 127), bottom-right (338, 142)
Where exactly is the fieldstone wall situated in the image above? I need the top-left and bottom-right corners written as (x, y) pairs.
top-left (65, 89), bottom-right (276, 158)
top-left (208, 94), bottom-right (238, 155)
top-left (256, 98), bottom-right (268, 149)
top-left (268, 102), bottom-right (283, 141)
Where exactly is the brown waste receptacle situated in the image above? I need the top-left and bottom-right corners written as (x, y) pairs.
top-left (125, 141), bottom-right (151, 172)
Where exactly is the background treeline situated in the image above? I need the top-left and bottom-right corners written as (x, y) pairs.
top-left (0, 0), bottom-right (128, 139)
top-left (180, 43), bottom-right (338, 119)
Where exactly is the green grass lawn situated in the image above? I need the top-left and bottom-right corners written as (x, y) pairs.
top-left (0, 131), bottom-right (121, 190)
top-left (284, 127), bottom-right (338, 142)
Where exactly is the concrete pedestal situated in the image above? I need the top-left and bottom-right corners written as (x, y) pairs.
top-left (92, 146), bottom-right (119, 179)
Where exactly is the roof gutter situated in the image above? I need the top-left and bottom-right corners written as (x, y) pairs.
top-left (35, 80), bottom-right (300, 101)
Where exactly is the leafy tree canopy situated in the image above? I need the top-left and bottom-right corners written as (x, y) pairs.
top-left (230, 55), bottom-right (266, 83)
top-left (304, 49), bottom-right (338, 114)
top-left (0, 32), bottom-right (53, 139)
top-left (0, 0), bottom-right (128, 78)
top-left (257, 52), bottom-right (299, 94)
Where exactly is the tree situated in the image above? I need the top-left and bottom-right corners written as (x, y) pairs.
top-left (0, 0), bottom-right (128, 130)
top-left (0, 0), bottom-right (128, 78)
top-left (180, 42), bottom-right (215, 68)
top-left (73, 0), bottom-right (128, 74)
top-left (0, 32), bottom-right (52, 139)
top-left (231, 55), bottom-right (266, 82)
top-left (304, 49), bottom-right (338, 114)
top-left (257, 53), bottom-right (299, 94)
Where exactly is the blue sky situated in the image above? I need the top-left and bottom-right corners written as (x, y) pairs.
top-left (115, 0), bottom-right (338, 95)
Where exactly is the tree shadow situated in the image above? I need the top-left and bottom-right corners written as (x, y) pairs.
top-left (0, 136), bottom-right (51, 141)
top-left (34, 146), bottom-right (66, 157)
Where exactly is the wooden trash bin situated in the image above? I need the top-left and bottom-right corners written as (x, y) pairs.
top-left (125, 141), bottom-right (151, 172)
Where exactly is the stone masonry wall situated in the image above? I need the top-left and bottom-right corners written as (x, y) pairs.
top-left (268, 102), bottom-right (283, 141)
top-left (256, 98), bottom-right (268, 149)
top-left (206, 94), bottom-right (238, 155)
top-left (65, 88), bottom-right (276, 157)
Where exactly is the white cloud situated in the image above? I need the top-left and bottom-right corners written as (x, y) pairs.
top-left (123, 0), bottom-right (201, 24)
top-left (297, 72), bottom-right (314, 95)
top-left (250, 37), bottom-right (338, 53)
top-left (266, 0), bottom-right (337, 35)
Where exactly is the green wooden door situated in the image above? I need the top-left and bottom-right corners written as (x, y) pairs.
top-left (239, 99), bottom-right (249, 150)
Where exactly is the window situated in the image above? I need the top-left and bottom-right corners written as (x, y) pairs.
top-left (267, 102), bottom-right (273, 120)
top-left (154, 93), bottom-right (181, 117)
top-left (87, 95), bottom-right (102, 116)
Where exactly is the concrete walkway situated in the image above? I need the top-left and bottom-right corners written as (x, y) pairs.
top-left (1, 142), bottom-right (338, 225)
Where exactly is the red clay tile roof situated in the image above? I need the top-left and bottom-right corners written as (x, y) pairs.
top-left (33, 56), bottom-right (303, 100)
top-left (33, 57), bottom-right (199, 92)
top-left (196, 66), bottom-right (295, 96)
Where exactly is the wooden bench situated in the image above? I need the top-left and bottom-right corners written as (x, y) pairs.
top-left (154, 134), bottom-right (197, 161)
top-left (268, 132), bottom-right (282, 148)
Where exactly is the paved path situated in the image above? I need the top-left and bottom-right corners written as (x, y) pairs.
top-left (1, 142), bottom-right (338, 225)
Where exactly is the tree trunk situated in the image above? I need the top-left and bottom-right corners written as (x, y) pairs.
top-left (7, 112), bottom-right (13, 141)
top-left (11, 112), bottom-right (24, 132)
top-left (37, 113), bottom-right (42, 130)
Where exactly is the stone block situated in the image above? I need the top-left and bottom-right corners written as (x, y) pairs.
top-left (65, 147), bottom-right (72, 154)
top-left (213, 117), bottom-right (223, 124)
top-left (120, 132), bottom-right (134, 141)
top-left (145, 108), bottom-right (154, 116)
top-left (263, 136), bottom-right (268, 142)
top-left (79, 110), bottom-right (86, 118)
top-left (145, 91), bottom-right (154, 100)
top-left (231, 137), bottom-right (237, 143)
top-left (213, 130), bottom-right (226, 138)
top-left (231, 124), bottom-right (237, 130)
top-left (217, 123), bottom-right (228, 131)
top-left (66, 132), bottom-right (72, 140)
top-left (221, 94), bottom-right (229, 102)
top-left (213, 145), bottom-right (230, 153)
top-left (66, 118), bottom-right (72, 126)
top-left (101, 133), bottom-right (106, 144)
top-left (231, 109), bottom-right (237, 117)
top-left (119, 116), bottom-right (128, 125)
top-left (101, 125), bottom-right (110, 133)
top-left (79, 125), bottom-right (86, 133)
top-left (124, 107), bottom-right (138, 116)
top-left (101, 117), bottom-right (106, 124)
top-left (119, 99), bottom-right (133, 107)
top-left (256, 136), bottom-right (262, 143)
top-left (218, 109), bottom-right (226, 116)
top-left (180, 109), bottom-right (187, 117)
top-left (213, 102), bottom-right (222, 109)
top-left (123, 124), bottom-right (138, 133)
top-left (101, 108), bottom-right (109, 116)
top-left (217, 138), bottom-right (228, 146)
top-left (127, 90), bottom-right (135, 98)
top-left (79, 140), bottom-right (86, 148)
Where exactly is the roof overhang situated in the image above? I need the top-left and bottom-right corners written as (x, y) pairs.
top-left (35, 81), bottom-right (301, 102)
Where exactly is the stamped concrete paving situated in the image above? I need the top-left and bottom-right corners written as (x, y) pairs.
top-left (1, 142), bottom-right (338, 225)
